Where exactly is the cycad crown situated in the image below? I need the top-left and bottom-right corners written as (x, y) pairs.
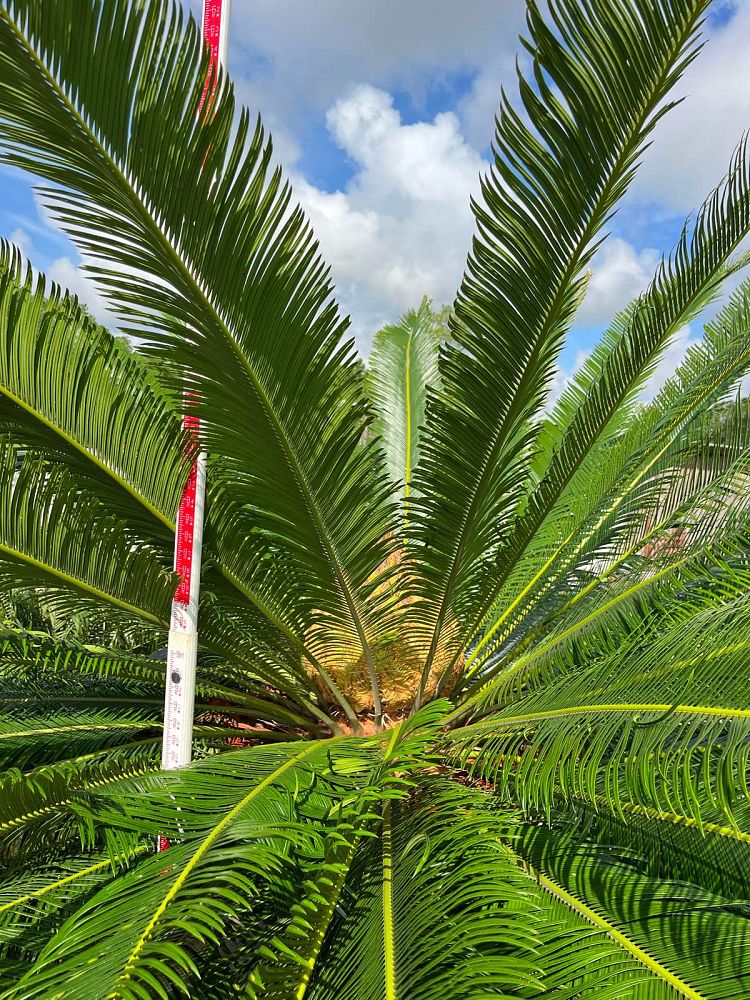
top-left (1, 0), bottom-right (750, 997)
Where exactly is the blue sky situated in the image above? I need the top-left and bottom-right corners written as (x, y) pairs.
top-left (2, 0), bottom-right (749, 391)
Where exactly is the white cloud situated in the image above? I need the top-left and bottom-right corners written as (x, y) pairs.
top-left (577, 238), bottom-right (661, 327)
top-left (293, 85), bottom-right (487, 346)
top-left (8, 227), bottom-right (33, 258)
top-left (289, 84), bottom-right (685, 351)
top-left (227, 0), bottom-right (525, 127)
top-left (548, 347), bottom-right (591, 408)
top-left (32, 189), bottom-right (62, 233)
top-left (633, 2), bottom-right (750, 213)
top-left (457, 53), bottom-right (522, 152)
top-left (47, 256), bottom-right (114, 326)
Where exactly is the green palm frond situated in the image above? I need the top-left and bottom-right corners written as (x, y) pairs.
top-left (6, 710), bottom-right (447, 1000)
top-left (0, 709), bottom-right (161, 772)
top-left (0, 408), bottom-right (340, 722)
top-left (305, 779), bottom-right (694, 999)
top-left (245, 704), bottom-right (449, 999)
top-left (410, 0), bottom-right (713, 698)
top-left (366, 298), bottom-right (442, 513)
top-left (0, 843), bottom-right (147, 992)
top-left (0, 749), bottom-right (160, 865)
top-left (0, 440), bottom-right (175, 628)
top-left (458, 279), bottom-right (750, 698)
top-left (5, 742), bottom-right (342, 1000)
top-left (301, 780), bottom-right (541, 1000)
top-left (0, 624), bottom-right (321, 732)
top-left (0, 245), bottom-right (186, 538)
top-left (0, 621), bottom-right (323, 868)
top-left (473, 505), bottom-right (750, 710)
top-left (552, 798), bottom-right (750, 903)
top-left (459, 458), bottom-right (750, 710)
top-left (245, 814), bottom-right (367, 1000)
top-left (456, 149), bottom-right (750, 672)
top-left (449, 577), bottom-right (750, 828)
top-left (0, 241), bottom-right (358, 717)
top-left (0, 0), bottom-right (401, 725)
top-left (516, 822), bottom-right (750, 999)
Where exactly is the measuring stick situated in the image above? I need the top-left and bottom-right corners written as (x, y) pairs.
top-left (161, 0), bottom-right (232, 787)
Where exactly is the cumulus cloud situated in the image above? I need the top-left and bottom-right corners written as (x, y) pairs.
top-left (292, 84), bottom-right (670, 350)
top-left (457, 52), bottom-right (524, 152)
top-left (292, 85), bottom-right (486, 346)
top-left (577, 238), bottom-right (661, 327)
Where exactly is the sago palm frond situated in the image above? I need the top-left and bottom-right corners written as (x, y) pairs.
top-left (0, 0), bottom-right (402, 725)
top-left (366, 298), bottom-right (442, 513)
top-left (0, 244), bottom-right (187, 539)
top-left (457, 278), bottom-right (750, 696)
top-left (0, 441), bottom-right (175, 628)
top-left (516, 822), bottom-right (750, 1000)
top-left (5, 709), bottom-right (444, 1000)
top-left (0, 245), bottom-right (361, 721)
top-left (467, 150), bottom-right (750, 662)
top-left (409, 0), bottom-right (716, 699)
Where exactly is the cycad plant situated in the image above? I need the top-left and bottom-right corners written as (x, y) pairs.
top-left (1, 0), bottom-right (750, 996)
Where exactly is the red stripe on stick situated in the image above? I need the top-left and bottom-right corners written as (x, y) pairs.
top-left (198, 0), bottom-right (224, 115)
top-left (174, 412), bottom-right (200, 605)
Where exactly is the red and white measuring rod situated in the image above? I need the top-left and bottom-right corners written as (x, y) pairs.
top-left (161, 0), bottom-right (231, 777)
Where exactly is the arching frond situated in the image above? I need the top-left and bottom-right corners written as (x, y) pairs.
top-left (409, 0), bottom-right (713, 698)
top-left (0, 0), bottom-right (748, 997)
top-left (8, 706), bottom-right (449, 1000)
top-left (0, 439), bottom-right (175, 629)
top-left (459, 278), bottom-right (750, 700)
top-left (0, 239), bottom-right (361, 716)
top-left (0, 0), bottom-right (401, 725)
top-left (449, 578), bottom-right (750, 829)
top-left (301, 780), bottom-right (541, 1000)
top-left (0, 843), bottom-right (148, 991)
top-left (454, 148), bottom-right (750, 679)
top-left (516, 822), bottom-right (750, 999)
top-left (366, 299), bottom-right (442, 512)
top-left (552, 798), bottom-right (750, 903)
top-left (245, 704), bottom-right (451, 1000)
top-left (0, 620), bottom-right (325, 735)
top-left (305, 779), bottom-right (694, 999)
top-left (0, 747), bottom-right (160, 865)
top-left (0, 244), bottom-right (186, 538)
top-left (5, 742), bottom-right (351, 1000)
